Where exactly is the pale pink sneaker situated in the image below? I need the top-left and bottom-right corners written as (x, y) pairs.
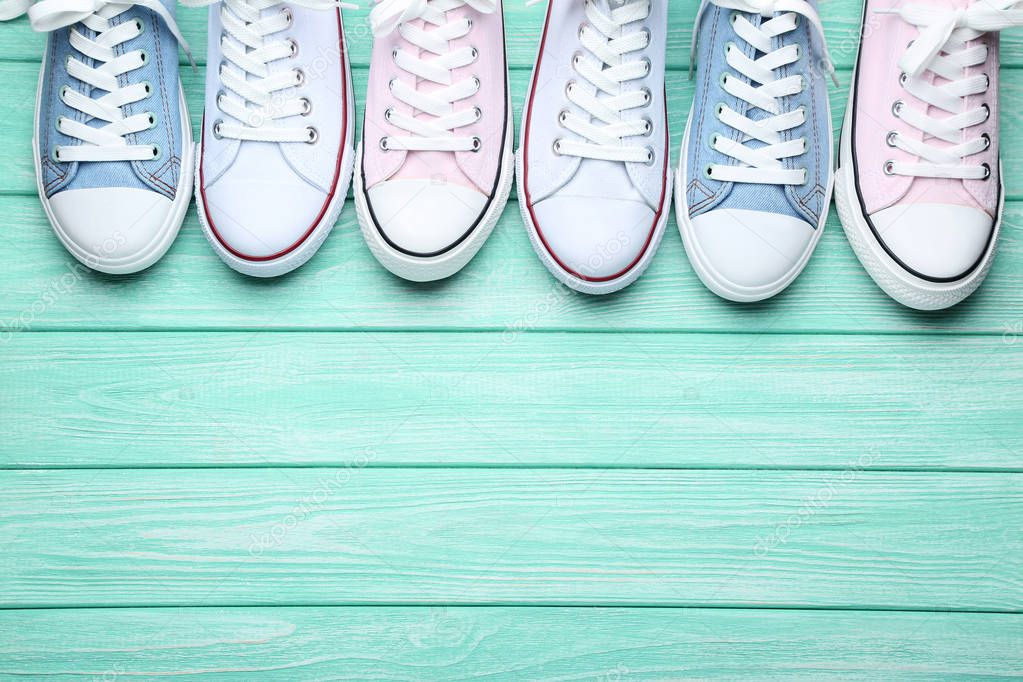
top-left (836, 0), bottom-right (1023, 310)
top-left (355, 0), bottom-right (513, 282)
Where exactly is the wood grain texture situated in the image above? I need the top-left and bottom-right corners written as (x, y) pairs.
top-left (1, 607), bottom-right (1021, 680)
top-left (1, 332), bottom-right (1021, 469)
top-left (2, 468), bottom-right (1021, 609)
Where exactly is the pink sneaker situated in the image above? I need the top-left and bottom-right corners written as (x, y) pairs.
top-left (355, 0), bottom-right (514, 282)
top-left (836, 0), bottom-right (1023, 310)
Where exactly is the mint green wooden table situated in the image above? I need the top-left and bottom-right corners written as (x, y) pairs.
top-left (1, 3), bottom-right (1022, 678)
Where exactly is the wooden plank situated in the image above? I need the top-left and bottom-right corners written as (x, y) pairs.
top-left (1, 607), bottom-right (1020, 679)
top-left (1, 332), bottom-right (1021, 469)
top-left (1, 468), bottom-right (1020, 609)
top-left (4, 2), bottom-right (1023, 69)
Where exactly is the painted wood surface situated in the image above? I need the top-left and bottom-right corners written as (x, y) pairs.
top-left (3, 468), bottom-right (1021, 609)
top-left (1, 0), bottom-right (1021, 677)
top-left (1, 607), bottom-right (1021, 679)
top-left (2, 333), bottom-right (1021, 469)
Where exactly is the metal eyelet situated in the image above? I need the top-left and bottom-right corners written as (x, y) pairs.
top-left (981, 162), bottom-right (991, 180)
top-left (287, 38), bottom-right (299, 57)
top-left (281, 7), bottom-right (292, 24)
top-left (980, 103), bottom-right (991, 122)
top-left (892, 100), bottom-right (905, 117)
top-left (552, 139), bottom-right (564, 156)
top-left (51, 146), bottom-right (62, 163)
top-left (305, 127), bottom-right (318, 144)
top-left (883, 160), bottom-right (896, 175)
top-left (465, 17), bottom-right (473, 29)
top-left (558, 109), bottom-right (570, 126)
top-left (471, 76), bottom-right (481, 93)
top-left (216, 89), bottom-right (226, 111)
top-left (641, 57), bottom-right (651, 76)
top-left (899, 72), bottom-right (908, 86)
top-left (469, 47), bottom-right (479, 63)
top-left (472, 106), bottom-right (482, 121)
top-left (642, 117), bottom-right (653, 136)
top-left (379, 137), bottom-right (390, 151)
top-left (886, 131), bottom-right (898, 147)
top-left (980, 132), bottom-right (991, 150)
top-left (643, 146), bottom-right (655, 166)
top-left (212, 119), bottom-right (224, 139)
top-left (294, 68), bottom-right (305, 86)
top-left (640, 87), bottom-right (651, 106)
top-left (470, 136), bottom-right (481, 152)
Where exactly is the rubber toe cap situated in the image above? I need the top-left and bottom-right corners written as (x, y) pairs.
top-left (366, 179), bottom-right (488, 256)
top-left (48, 187), bottom-right (175, 273)
top-left (531, 195), bottom-right (656, 281)
top-left (689, 208), bottom-right (816, 297)
top-left (870, 203), bottom-right (993, 281)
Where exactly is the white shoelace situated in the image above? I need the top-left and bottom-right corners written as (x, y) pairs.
top-left (877, 1), bottom-right (1023, 181)
top-left (184, 0), bottom-right (353, 144)
top-left (370, 0), bottom-right (497, 153)
top-left (0, 0), bottom-right (192, 163)
top-left (693, 0), bottom-right (835, 185)
top-left (530, 0), bottom-right (655, 164)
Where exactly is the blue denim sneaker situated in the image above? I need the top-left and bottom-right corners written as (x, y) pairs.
top-left (1, 0), bottom-right (193, 274)
top-left (676, 0), bottom-right (835, 302)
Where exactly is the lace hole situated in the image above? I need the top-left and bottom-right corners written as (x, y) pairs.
top-left (981, 133), bottom-right (991, 150)
top-left (470, 136), bottom-right (481, 152)
top-left (142, 81), bottom-right (152, 96)
top-left (642, 117), bottom-right (653, 136)
top-left (294, 68), bottom-right (305, 86)
top-left (558, 109), bottom-right (569, 126)
top-left (379, 137), bottom-right (390, 151)
top-left (703, 164), bottom-right (715, 180)
top-left (640, 88), bottom-right (651, 107)
top-left (899, 73), bottom-right (908, 86)
top-left (281, 7), bottom-right (292, 24)
top-left (981, 103), bottom-right (990, 122)
top-left (305, 127), bottom-right (318, 144)
top-left (138, 50), bottom-right (148, 65)
top-left (288, 38), bottom-right (299, 57)
top-left (212, 119), bottom-right (224, 140)
top-left (552, 139), bottom-right (563, 156)
top-left (147, 112), bottom-right (157, 129)
top-left (644, 147), bottom-right (655, 166)
top-left (135, 18), bottom-right (145, 34)
top-left (472, 106), bottom-right (482, 122)
top-left (883, 160), bottom-right (896, 175)
top-left (300, 98), bottom-right (312, 116)
top-left (892, 100), bottom-right (904, 117)
top-left (886, 131), bottom-right (898, 147)
top-left (150, 144), bottom-right (161, 160)
top-left (469, 47), bottom-right (479, 63)
top-left (981, 162), bottom-right (991, 180)
top-left (51, 146), bottom-right (62, 163)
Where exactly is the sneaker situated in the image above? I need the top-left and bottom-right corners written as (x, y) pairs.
top-left (355, 0), bottom-right (513, 283)
top-left (517, 0), bottom-right (671, 295)
top-left (835, 0), bottom-right (1022, 311)
top-left (195, 0), bottom-right (356, 278)
top-left (2, 0), bottom-right (194, 274)
top-left (677, 0), bottom-right (835, 303)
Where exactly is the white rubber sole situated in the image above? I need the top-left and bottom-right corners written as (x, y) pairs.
top-left (516, 151), bottom-right (673, 296)
top-left (834, 71), bottom-right (1003, 311)
top-left (196, 40), bottom-right (356, 279)
top-left (34, 68), bottom-right (193, 275)
top-left (354, 113), bottom-right (514, 283)
top-left (675, 104), bottom-right (832, 304)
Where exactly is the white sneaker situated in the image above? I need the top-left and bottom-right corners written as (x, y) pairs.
top-left (517, 0), bottom-right (672, 295)
top-left (194, 0), bottom-right (356, 278)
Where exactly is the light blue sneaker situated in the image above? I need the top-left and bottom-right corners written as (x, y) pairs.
top-left (676, 0), bottom-right (835, 302)
top-left (1, 0), bottom-right (193, 274)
